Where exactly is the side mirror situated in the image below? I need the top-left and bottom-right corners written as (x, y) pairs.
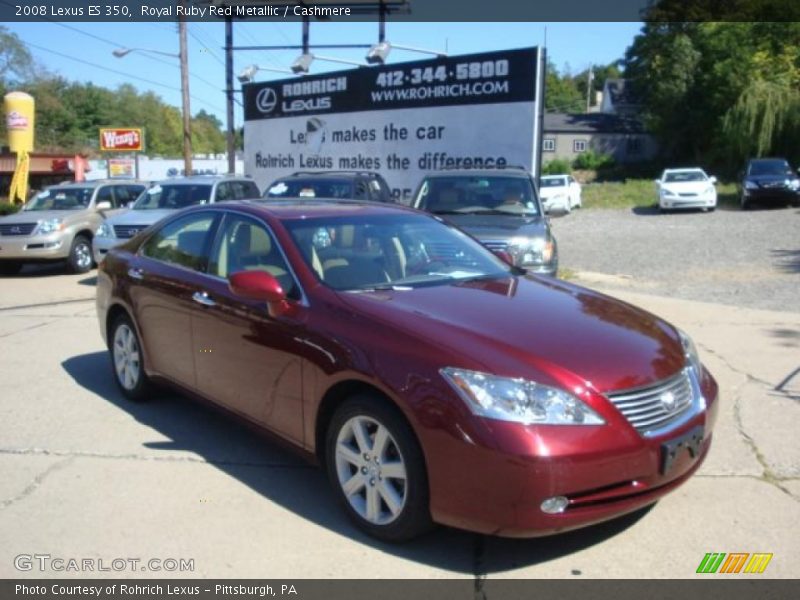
top-left (709, 176), bottom-right (717, 184)
top-left (96, 201), bottom-right (112, 211)
top-left (492, 249), bottom-right (515, 266)
top-left (228, 271), bottom-right (289, 314)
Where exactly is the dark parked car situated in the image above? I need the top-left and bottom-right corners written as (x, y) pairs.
top-left (97, 200), bottom-right (718, 541)
top-left (264, 171), bottom-right (393, 203)
top-left (412, 167), bottom-right (558, 276)
top-left (739, 158), bottom-right (800, 210)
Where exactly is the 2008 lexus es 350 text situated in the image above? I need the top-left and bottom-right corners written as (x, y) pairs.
top-left (95, 199), bottom-right (718, 541)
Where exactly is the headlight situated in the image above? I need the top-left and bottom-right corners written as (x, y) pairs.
top-left (507, 236), bottom-right (554, 266)
top-left (660, 187), bottom-right (675, 197)
top-left (96, 222), bottom-right (115, 238)
top-left (788, 179), bottom-right (799, 190)
top-left (440, 368), bottom-right (605, 426)
top-left (678, 329), bottom-right (702, 373)
top-left (704, 186), bottom-right (716, 195)
top-left (744, 180), bottom-right (758, 190)
top-left (36, 218), bottom-right (64, 234)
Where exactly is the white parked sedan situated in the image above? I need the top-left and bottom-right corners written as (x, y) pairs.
top-left (656, 168), bottom-right (718, 211)
top-left (539, 175), bottom-right (582, 213)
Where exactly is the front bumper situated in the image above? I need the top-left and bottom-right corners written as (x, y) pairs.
top-left (423, 367), bottom-right (718, 537)
top-left (0, 233), bottom-right (68, 261)
top-left (742, 187), bottom-right (800, 203)
top-left (93, 235), bottom-right (123, 265)
top-left (659, 193), bottom-right (717, 210)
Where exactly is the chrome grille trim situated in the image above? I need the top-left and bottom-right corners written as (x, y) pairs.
top-left (482, 240), bottom-right (509, 252)
top-left (606, 369), bottom-right (699, 436)
top-left (114, 225), bottom-right (147, 239)
top-left (0, 223), bottom-right (37, 236)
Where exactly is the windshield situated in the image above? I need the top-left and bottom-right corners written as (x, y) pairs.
top-left (266, 179), bottom-right (353, 199)
top-left (664, 171), bottom-right (707, 183)
top-left (540, 177), bottom-right (567, 188)
top-left (24, 187), bottom-right (93, 211)
top-left (748, 160), bottom-right (792, 177)
top-left (134, 184), bottom-right (213, 210)
top-left (285, 213), bottom-right (512, 292)
top-left (414, 175), bottom-right (540, 216)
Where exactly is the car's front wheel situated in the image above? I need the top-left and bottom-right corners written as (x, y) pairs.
top-left (326, 395), bottom-right (432, 542)
top-left (110, 314), bottom-right (152, 401)
top-left (67, 235), bottom-right (93, 274)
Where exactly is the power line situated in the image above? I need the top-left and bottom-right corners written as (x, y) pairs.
top-left (22, 40), bottom-right (226, 115)
top-left (47, 21), bottom-right (223, 94)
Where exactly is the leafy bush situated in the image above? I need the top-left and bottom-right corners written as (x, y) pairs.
top-left (572, 150), bottom-right (615, 171)
top-left (541, 158), bottom-right (572, 175)
top-left (0, 202), bottom-right (22, 216)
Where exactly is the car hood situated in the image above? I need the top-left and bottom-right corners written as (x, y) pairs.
top-left (106, 208), bottom-right (174, 226)
top-left (439, 214), bottom-right (550, 241)
top-left (1, 209), bottom-right (87, 223)
top-left (337, 276), bottom-right (685, 393)
top-left (661, 181), bottom-right (712, 193)
top-left (745, 174), bottom-right (796, 186)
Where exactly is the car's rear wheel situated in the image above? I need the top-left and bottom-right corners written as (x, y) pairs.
top-left (110, 314), bottom-right (152, 401)
top-left (325, 395), bottom-right (432, 542)
top-left (0, 261), bottom-right (23, 275)
top-left (67, 235), bottom-right (93, 274)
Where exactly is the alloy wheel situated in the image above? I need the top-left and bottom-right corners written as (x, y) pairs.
top-left (334, 415), bottom-right (408, 526)
top-left (113, 323), bottom-right (141, 391)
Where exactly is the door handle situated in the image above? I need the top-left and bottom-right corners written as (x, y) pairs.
top-left (192, 291), bottom-right (216, 307)
top-left (127, 267), bottom-right (144, 280)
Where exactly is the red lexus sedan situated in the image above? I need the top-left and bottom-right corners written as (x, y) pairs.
top-left (96, 200), bottom-right (718, 541)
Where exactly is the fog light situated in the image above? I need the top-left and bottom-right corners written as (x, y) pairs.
top-left (540, 496), bottom-right (569, 514)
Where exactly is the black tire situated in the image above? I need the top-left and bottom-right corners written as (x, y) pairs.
top-left (325, 394), bottom-right (432, 542)
top-left (67, 235), bottom-right (93, 274)
top-left (740, 193), bottom-right (751, 211)
top-left (0, 261), bottom-right (23, 275)
top-left (109, 314), bottom-right (152, 402)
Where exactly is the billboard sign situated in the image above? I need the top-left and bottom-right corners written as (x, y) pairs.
top-left (99, 128), bottom-right (144, 152)
top-left (243, 47), bottom-right (543, 203)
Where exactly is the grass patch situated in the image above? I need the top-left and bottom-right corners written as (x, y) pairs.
top-left (581, 180), bottom-right (738, 210)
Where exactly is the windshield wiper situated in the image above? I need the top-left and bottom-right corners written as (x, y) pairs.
top-left (348, 284), bottom-right (414, 293)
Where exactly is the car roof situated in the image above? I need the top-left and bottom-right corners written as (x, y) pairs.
top-left (541, 174), bottom-right (568, 179)
top-left (149, 175), bottom-right (251, 186)
top-left (199, 199), bottom-right (420, 221)
top-left (49, 180), bottom-right (146, 189)
top-left (422, 169), bottom-right (531, 179)
top-left (664, 168), bottom-right (705, 173)
top-left (276, 171), bottom-right (381, 181)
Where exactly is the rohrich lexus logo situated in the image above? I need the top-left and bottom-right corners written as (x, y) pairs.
top-left (256, 88), bottom-right (277, 113)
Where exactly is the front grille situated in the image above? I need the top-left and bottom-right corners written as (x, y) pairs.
top-left (606, 369), bottom-right (695, 434)
top-left (678, 192), bottom-right (698, 197)
top-left (114, 225), bottom-right (147, 239)
top-left (0, 223), bottom-right (37, 236)
top-left (481, 240), bottom-right (509, 252)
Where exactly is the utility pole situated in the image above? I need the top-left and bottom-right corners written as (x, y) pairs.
top-left (586, 66), bottom-right (594, 113)
top-left (178, 1), bottom-right (193, 176)
top-left (225, 17), bottom-right (235, 174)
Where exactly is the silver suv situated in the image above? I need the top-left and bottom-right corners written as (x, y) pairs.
top-left (93, 175), bottom-right (260, 264)
top-left (0, 180), bottom-right (145, 275)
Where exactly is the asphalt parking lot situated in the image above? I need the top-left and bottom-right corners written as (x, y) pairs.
top-left (0, 212), bottom-right (798, 580)
top-left (554, 205), bottom-right (800, 312)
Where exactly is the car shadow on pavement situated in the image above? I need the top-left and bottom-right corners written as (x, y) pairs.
top-left (771, 249), bottom-right (800, 274)
top-left (62, 351), bottom-right (652, 575)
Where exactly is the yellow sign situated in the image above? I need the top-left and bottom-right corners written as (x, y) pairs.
top-left (4, 91), bottom-right (35, 154)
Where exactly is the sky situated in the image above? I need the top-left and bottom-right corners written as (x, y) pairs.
top-left (7, 21), bottom-right (642, 128)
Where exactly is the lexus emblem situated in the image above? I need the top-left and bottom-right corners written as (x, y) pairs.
top-left (256, 88), bottom-right (277, 114)
top-left (11, 226), bottom-right (21, 234)
top-left (660, 391), bottom-right (677, 412)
